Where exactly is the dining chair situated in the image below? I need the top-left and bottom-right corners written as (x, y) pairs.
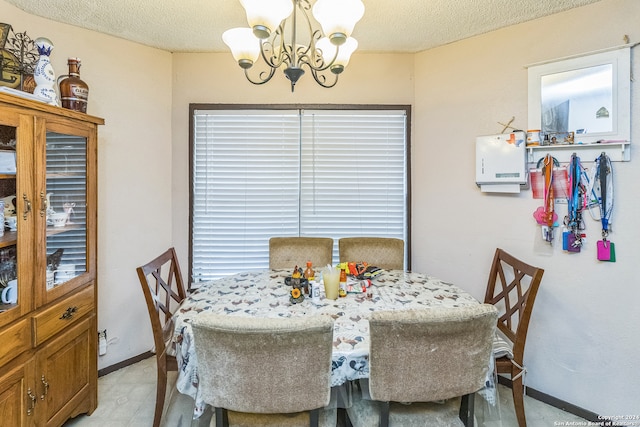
top-left (484, 248), bottom-right (544, 427)
top-left (269, 236), bottom-right (334, 269)
top-left (346, 305), bottom-right (498, 427)
top-left (136, 247), bottom-right (187, 427)
top-left (191, 313), bottom-right (337, 427)
top-left (338, 237), bottom-right (404, 270)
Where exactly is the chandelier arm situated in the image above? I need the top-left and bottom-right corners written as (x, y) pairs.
top-left (296, 30), bottom-right (338, 72)
top-left (293, 3), bottom-right (337, 73)
top-left (309, 68), bottom-right (339, 89)
top-left (289, 0), bottom-right (302, 68)
top-left (295, 0), bottom-right (314, 59)
top-left (260, 40), bottom-right (289, 69)
top-left (260, 22), bottom-right (291, 69)
top-left (298, 0), bottom-right (312, 11)
top-left (243, 66), bottom-right (277, 86)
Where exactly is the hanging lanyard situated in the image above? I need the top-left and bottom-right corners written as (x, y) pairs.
top-left (568, 154), bottom-right (578, 224)
top-left (542, 154), bottom-right (555, 227)
top-left (597, 153), bottom-right (613, 236)
top-left (565, 153), bottom-right (588, 251)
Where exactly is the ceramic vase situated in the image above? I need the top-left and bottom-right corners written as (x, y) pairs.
top-left (33, 37), bottom-right (59, 106)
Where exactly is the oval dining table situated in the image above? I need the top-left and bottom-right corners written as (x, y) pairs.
top-left (170, 268), bottom-right (495, 418)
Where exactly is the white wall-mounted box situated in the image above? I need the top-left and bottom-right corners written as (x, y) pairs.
top-left (475, 132), bottom-right (527, 193)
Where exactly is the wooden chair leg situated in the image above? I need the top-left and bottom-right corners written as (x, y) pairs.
top-left (340, 407), bottom-right (353, 427)
top-left (379, 401), bottom-right (390, 427)
top-left (309, 408), bottom-right (320, 427)
top-left (511, 372), bottom-right (527, 427)
top-left (459, 393), bottom-right (475, 427)
top-left (215, 407), bottom-right (229, 427)
top-left (153, 355), bottom-right (167, 427)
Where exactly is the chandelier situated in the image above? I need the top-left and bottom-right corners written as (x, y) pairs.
top-left (222, 0), bottom-right (365, 92)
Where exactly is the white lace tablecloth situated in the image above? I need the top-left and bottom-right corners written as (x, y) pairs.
top-left (171, 269), bottom-right (486, 417)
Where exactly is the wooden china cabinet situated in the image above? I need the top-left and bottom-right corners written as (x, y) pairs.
top-left (0, 91), bottom-right (103, 426)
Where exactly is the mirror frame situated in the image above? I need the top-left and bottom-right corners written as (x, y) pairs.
top-left (528, 46), bottom-right (630, 146)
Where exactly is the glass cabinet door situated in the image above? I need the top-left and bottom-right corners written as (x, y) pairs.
top-left (45, 132), bottom-right (87, 292)
top-left (0, 122), bottom-right (22, 323)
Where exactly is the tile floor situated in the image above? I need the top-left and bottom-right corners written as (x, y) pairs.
top-left (63, 356), bottom-right (591, 427)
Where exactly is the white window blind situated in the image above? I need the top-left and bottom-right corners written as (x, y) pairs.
top-left (46, 132), bottom-right (88, 270)
top-left (192, 107), bottom-right (407, 283)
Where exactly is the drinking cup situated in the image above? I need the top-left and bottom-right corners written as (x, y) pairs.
top-left (322, 268), bottom-right (340, 300)
top-left (1, 279), bottom-right (17, 304)
top-left (46, 270), bottom-right (55, 290)
top-left (55, 264), bottom-right (76, 282)
top-left (50, 212), bottom-right (68, 228)
top-left (4, 215), bottom-right (16, 231)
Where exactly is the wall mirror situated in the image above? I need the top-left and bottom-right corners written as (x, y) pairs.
top-left (528, 46), bottom-right (631, 147)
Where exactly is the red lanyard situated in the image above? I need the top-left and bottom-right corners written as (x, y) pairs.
top-left (542, 154), bottom-right (555, 227)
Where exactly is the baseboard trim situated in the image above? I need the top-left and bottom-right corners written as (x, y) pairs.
top-left (497, 376), bottom-right (622, 425)
top-left (98, 351), bottom-right (154, 377)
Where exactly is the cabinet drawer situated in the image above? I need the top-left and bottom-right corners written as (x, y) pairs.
top-left (32, 286), bottom-right (94, 346)
top-left (0, 318), bottom-right (31, 366)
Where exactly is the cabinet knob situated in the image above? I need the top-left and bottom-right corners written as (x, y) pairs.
top-left (27, 388), bottom-right (37, 416)
top-left (40, 375), bottom-right (49, 400)
top-left (22, 193), bottom-right (32, 220)
top-left (40, 191), bottom-right (47, 217)
top-left (60, 306), bottom-right (78, 320)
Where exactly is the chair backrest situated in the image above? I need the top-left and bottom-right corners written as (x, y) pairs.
top-left (484, 248), bottom-right (544, 362)
top-left (338, 237), bottom-right (404, 270)
top-left (368, 305), bottom-right (498, 403)
top-left (269, 237), bottom-right (334, 269)
top-left (192, 313), bottom-right (334, 414)
top-left (136, 247), bottom-right (187, 354)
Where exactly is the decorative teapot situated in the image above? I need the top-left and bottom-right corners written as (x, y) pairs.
top-left (45, 192), bottom-right (54, 214)
top-left (45, 192), bottom-right (57, 224)
top-left (1, 195), bottom-right (16, 216)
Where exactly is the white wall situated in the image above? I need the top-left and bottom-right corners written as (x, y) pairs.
top-left (0, 1), bottom-right (173, 368)
top-left (413, 0), bottom-right (639, 415)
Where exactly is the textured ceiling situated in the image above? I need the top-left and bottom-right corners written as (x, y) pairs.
top-left (5, 0), bottom-right (604, 53)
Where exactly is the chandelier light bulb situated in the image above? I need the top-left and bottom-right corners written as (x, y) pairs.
top-left (239, 0), bottom-right (294, 39)
top-left (312, 0), bottom-right (364, 44)
top-left (316, 37), bottom-right (358, 74)
top-left (222, 28), bottom-right (260, 68)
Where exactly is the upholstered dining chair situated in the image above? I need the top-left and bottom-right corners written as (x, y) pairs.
top-left (136, 247), bottom-right (187, 427)
top-left (338, 237), bottom-right (404, 270)
top-left (269, 236), bottom-right (334, 269)
top-left (346, 305), bottom-right (498, 427)
top-left (191, 313), bottom-right (337, 427)
top-left (484, 248), bottom-right (544, 427)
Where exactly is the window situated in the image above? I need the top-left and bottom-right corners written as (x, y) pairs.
top-left (190, 105), bottom-right (410, 283)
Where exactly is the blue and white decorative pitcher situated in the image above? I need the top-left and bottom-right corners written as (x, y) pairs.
top-left (33, 37), bottom-right (59, 106)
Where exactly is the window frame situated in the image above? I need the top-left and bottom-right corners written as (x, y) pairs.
top-left (188, 103), bottom-right (412, 285)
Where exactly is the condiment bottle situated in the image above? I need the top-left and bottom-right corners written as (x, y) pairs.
top-left (58, 57), bottom-right (89, 113)
top-left (304, 261), bottom-right (315, 281)
top-left (303, 261), bottom-right (314, 295)
top-left (339, 266), bottom-right (347, 297)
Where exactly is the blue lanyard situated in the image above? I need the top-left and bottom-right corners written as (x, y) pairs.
top-left (595, 153), bottom-right (613, 235)
top-left (568, 154), bottom-right (581, 225)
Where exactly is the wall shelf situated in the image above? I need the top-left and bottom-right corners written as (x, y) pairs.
top-left (527, 142), bottom-right (629, 164)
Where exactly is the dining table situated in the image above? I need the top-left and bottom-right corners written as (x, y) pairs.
top-left (170, 268), bottom-right (496, 418)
